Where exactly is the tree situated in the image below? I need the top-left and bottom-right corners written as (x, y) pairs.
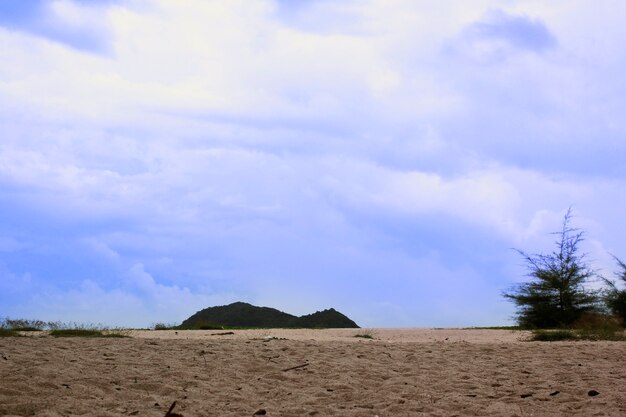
top-left (603, 255), bottom-right (626, 326)
top-left (503, 208), bottom-right (600, 328)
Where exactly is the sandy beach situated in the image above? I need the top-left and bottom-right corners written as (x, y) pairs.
top-left (1, 329), bottom-right (625, 416)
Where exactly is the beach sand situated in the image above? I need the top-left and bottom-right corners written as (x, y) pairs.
top-left (1, 329), bottom-right (625, 416)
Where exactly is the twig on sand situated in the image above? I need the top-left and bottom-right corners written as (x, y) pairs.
top-left (282, 363), bottom-right (309, 372)
top-left (199, 350), bottom-right (208, 368)
top-left (165, 401), bottom-right (183, 417)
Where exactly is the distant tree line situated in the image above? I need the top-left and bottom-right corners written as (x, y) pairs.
top-left (504, 208), bottom-right (626, 329)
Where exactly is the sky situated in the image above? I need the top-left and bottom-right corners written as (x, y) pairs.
top-left (1, 0), bottom-right (625, 328)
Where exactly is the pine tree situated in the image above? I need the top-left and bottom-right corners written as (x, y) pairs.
top-left (504, 208), bottom-right (599, 328)
top-left (603, 256), bottom-right (626, 326)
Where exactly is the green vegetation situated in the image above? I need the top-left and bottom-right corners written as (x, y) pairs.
top-left (503, 208), bottom-right (600, 328)
top-left (296, 308), bottom-right (360, 328)
top-left (461, 326), bottom-right (525, 330)
top-left (0, 318), bottom-right (43, 336)
top-left (153, 323), bottom-right (180, 330)
top-left (502, 208), bottom-right (626, 340)
top-left (49, 329), bottom-right (105, 337)
top-left (531, 329), bottom-right (578, 341)
top-left (194, 324), bottom-right (225, 330)
top-left (570, 312), bottom-right (625, 340)
top-left (603, 256), bottom-right (626, 325)
top-left (0, 318), bottom-right (51, 331)
top-left (531, 329), bottom-right (626, 342)
top-left (1, 318), bottom-right (129, 338)
top-left (181, 302), bottom-right (295, 328)
top-left (181, 302), bottom-right (359, 329)
top-left (529, 313), bottom-right (626, 341)
top-left (353, 333), bottom-right (374, 339)
top-left (0, 328), bottom-right (20, 337)
top-left (49, 329), bottom-right (128, 338)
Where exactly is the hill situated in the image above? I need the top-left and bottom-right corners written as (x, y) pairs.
top-left (181, 302), bottom-right (359, 329)
top-left (295, 308), bottom-right (359, 328)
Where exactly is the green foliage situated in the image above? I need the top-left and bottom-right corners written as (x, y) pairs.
top-left (602, 256), bottom-right (626, 326)
top-left (576, 328), bottom-right (626, 341)
top-left (0, 318), bottom-right (56, 331)
top-left (531, 329), bottom-right (578, 341)
top-left (461, 326), bottom-right (525, 330)
top-left (353, 333), bottom-right (374, 339)
top-left (181, 302), bottom-right (296, 328)
top-left (3, 319), bottom-right (43, 331)
top-left (49, 329), bottom-right (128, 338)
top-left (0, 328), bottom-right (20, 337)
top-left (530, 313), bottom-right (626, 341)
top-left (1, 318), bottom-right (128, 337)
top-left (531, 328), bottom-right (626, 342)
top-left (504, 208), bottom-right (600, 328)
top-left (153, 323), bottom-right (180, 330)
top-left (572, 312), bottom-right (625, 340)
top-left (49, 329), bottom-right (105, 337)
top-left (196, 324), bottom-right (225, 330)
top-left (295, 308), bottom-right (359, 328)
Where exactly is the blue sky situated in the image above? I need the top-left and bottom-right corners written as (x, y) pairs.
top-left (1, 0), bottom-right (625, 328)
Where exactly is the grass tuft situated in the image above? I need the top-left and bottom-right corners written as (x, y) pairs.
top-left (0, 328), bottom-right (20, 337)
top-left (462, 326), bottom-right (525, 330)
top-left (530, 314), bottom-right (626, 342)
top-left (576, 328), bottom-right (626, 341)
top-left (49, 329), bottom-right (129, 338)
top-left (49, 329), bottom-right (105, 337)
top-left (2, 317), bottom-right (130, 338)
top-left (1, 318), bottom-right (52, 331)
top-left (354, 333), bottom-right (374, 339)
top-left (531, 329), bottom-right (626, 342)
top-left (153, 323), bottom-right (179, 330)
top-left (531, 329), bottom-right (578, 341)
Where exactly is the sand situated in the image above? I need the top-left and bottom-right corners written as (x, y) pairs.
top-left (1, 329), bottom-right (625, 416)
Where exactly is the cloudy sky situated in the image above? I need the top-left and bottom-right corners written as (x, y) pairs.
top-left (1, 0), bottom-right (625, 328)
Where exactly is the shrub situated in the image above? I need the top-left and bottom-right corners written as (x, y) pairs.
top-left (0, 318), bottom-right (53, 331)
top-left (2, 319), bottom-right (47, 331)
top-left (153, 323), bottom-right (178, 330)
top-left (603, 256), bottom-right (626, 326)
top-left (530, 313), bottom-right (626, 342)
top-left (572, 313), bottom-right (625, 341)
top-left (49, 329), bottom-right (128, 338)
top-left (531, 329), bottom-right (578, 341)
top-left (574, 312), bottom-right (622, 332)
top-left (1, 318), bottom-right (129, 337)
top-left (49, 329), bottom-right (105, 337)
top-left (0, 328), bottom-right (20, 337)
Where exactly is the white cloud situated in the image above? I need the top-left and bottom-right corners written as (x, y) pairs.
top-left (1, 0), bottom-right (625, 326)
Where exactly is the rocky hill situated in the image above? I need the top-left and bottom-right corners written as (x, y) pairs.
top-left (181, 302), bottom-right (359, 329)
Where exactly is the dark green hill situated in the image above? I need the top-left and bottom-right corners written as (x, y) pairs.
top-left (181, 302), bottom-right (359, 329)
top-left (295, 308), bottom-right (359, 328)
